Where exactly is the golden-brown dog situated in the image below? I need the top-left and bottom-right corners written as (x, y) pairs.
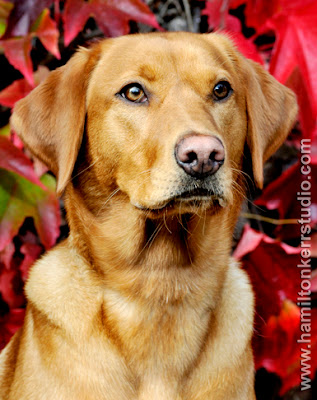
top-left (0, 32), bottom-right (297, 399)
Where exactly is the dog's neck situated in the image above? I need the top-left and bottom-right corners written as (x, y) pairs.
top-left (64, 184), bottom-right (242, 306)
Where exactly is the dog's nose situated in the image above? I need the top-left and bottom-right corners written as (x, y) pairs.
top-left (175, 134), bottom-right (225, 178)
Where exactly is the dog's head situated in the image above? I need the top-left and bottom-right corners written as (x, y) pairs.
top-left (11, 33), bottom-right (297, 218)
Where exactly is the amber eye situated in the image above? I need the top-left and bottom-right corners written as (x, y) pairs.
top-left (213, 81), bottom-right (232, 100)
top-left (119, 84), bottom-right (147, 103)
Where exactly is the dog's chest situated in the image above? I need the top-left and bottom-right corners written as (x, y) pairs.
top-left (102, 288), bottom-right (210, 376)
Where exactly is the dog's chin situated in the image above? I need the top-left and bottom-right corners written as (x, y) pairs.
top-left (133, 190), bottom-right (228, 219)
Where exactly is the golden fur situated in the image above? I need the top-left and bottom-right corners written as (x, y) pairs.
top-left (0, 32), bottom-right (297, 399)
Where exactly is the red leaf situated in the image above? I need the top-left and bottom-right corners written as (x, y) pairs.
top-left (234, 225), bottom-right (301, 319)
top-left (63, 0), bottom-right (160, 46)
top-left (257, 300), bottom-right (317, 394)
top-left (268, 3), bottom-right (317, 116)
top-left (0, 136), bottom-right (46, 188)
top-left (54, 0), bottom-right (61, 25)
top-left (234, 225), bottom-right (316, 393)
top-left (0, 231), bottom-right (42, 345)
top-left (0, 267), bottom-right (25, 309)
top-left (255, 160), bottom-right (317, 240)
top-left (0, 243), bottom-right (25, 309)
top-left (201, 1), bottom-right (263, 64)
top-left (1, 36), bottom-right (34, 85)
top-left (243, 0), bottom-right (280, 31)
top-left (0, 171), bottom-right (60, 251)
top-left (235, 2), bottom-right (317, 141)
top-left (287, 67), bottom-right (316, 140)
top-left (31, 8), bottom-right (60, 59)
top-left (0, 308), bottom-right (25, 350)
top-left (242, 0), bottom-right (316, 32)
top-left (104, 0), bottom-right (160, 28)
top-left (202, 0), bottom-right (242, 31)
top-left (0, 66), bottom-right (49, 108)
top-left (11, 132), bottom-right (24, 150)
top-left (242, 1), bottom-right (317, 140)
top-left (93, 6), bottom-right (136, 38)
top-left (0, 77), bottom-right (33, 107)
top-left (227, 31), bottom-right (264, 64)
top-left (259, 300), bottom-right (301, 375)
top-left (20, 242), bottom-right (42, 281)
top-left (1, 8), bottom-right (59, 85)
top-left (0, 242), bottom-right (14, 270)
top-left (200, 0), bottom-right (225, 30)
top-left (3, 0), bottom-right (52, 38)
top-left (30, 174), bottom-right (61, 250)
top-left (63, 0), bottom-right (90, 46)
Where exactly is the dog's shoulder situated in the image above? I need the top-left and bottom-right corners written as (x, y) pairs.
top-left (25, 240), bottom-right (103, 334)
top-left (225, 257), bottom-right (254, 311)
top-left (210, 258), bottom-right (255, 364)
top-left (222, 258), bottom-right (255, 334)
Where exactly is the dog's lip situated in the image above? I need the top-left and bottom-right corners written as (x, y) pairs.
top-left (134, 188), bottom-right (226, 211)
top-left (173, 188), bottom-right (212, 200)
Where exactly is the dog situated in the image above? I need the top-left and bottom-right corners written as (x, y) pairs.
top-left (0, 32), bottom-right (297, 399)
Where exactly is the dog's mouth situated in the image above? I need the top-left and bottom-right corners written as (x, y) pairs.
top-left (134, 187), bottom-right (227, 214)
top-left (173, 187), bottom-right (215, 201)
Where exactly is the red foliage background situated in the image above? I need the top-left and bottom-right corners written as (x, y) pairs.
top-left (0, 1), bottom-right (316, 398)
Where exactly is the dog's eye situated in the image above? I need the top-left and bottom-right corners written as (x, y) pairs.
top-left (213, 81), bottom-right (232, 100)
top-left (119, 84), bottom-right (147, 103)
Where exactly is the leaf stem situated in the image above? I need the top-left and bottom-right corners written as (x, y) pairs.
top-left (241, 213), bottom-right (298, 226)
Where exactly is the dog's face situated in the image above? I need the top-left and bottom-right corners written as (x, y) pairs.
top-left (11, 32), bottom-right (297, 219)
top-left (85, 34), bottom-right (247, 215)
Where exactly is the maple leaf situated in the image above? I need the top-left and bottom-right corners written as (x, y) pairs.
top-left (0, 170), bottom-right (60, 251)
top-left (0, 241), bottom-right (14, 270)
top-left (0, 242), bottom-right (25, 309)
top-left (30, 8), bottom-right (60, 58)
top-left (201, 0), bottom-right (245, 31)
top-left (35, 173), bottom-right (61, 249)
top-left (257, 300), bottom-right (317, 394)
top-left (234, 225), bottom-right (301, 318)
top-left (0, 76), bottom-right (32, 108)
top-left (240, 0), bottom-right (317, 140)
top-left (19, 242), bottom-right (42, 282)
top-left (0, 264), bottom-right (25, 309)
top-left (287, 67), bottom-right (316, 140)
top-left (255, 160), bottom-right (317, 240)
top-left (1, 36), bottom-right (33, 84)
top-left (0, 66), bottom-right (50, 108)
top-left (242, 0), bottom-right (280, 31)
top-left (267, 3), bottom-right (317, 140)
top-left (234, 225), bottom-right (316, 393)
top-left (0, 308), bottom-right (25, 350)
top-left (201, 1), bottom-right (263, 64)
top-left (227, 31), bottom-right (263, 64)
top-left (63, 0), bottom-right (161, 46)
top-left (0, 8), bottom-right (60, 85)
top-left (258, 300), bottom-right (301, 378)
top-left (0, 229), bottom-right (41, 323)
top-left (2, 0), bottom-right (52, 38)
top-left (0, 136), bottom-right (46, 188)
top-left (242, 0), bottom-right (316, 33)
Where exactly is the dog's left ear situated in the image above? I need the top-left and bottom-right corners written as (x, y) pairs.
top-left (243, 59), bottom-right (298, 189)
top-left (10, 44), bottom-right (102, 195)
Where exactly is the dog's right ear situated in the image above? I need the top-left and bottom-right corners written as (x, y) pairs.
top-left (242, 59), bottom-right (298, 189)
top-left (10, 45), bottom-right (101, 195)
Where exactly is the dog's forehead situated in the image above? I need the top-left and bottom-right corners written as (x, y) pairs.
top-left (92, 33), bottom-right (238, 86)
